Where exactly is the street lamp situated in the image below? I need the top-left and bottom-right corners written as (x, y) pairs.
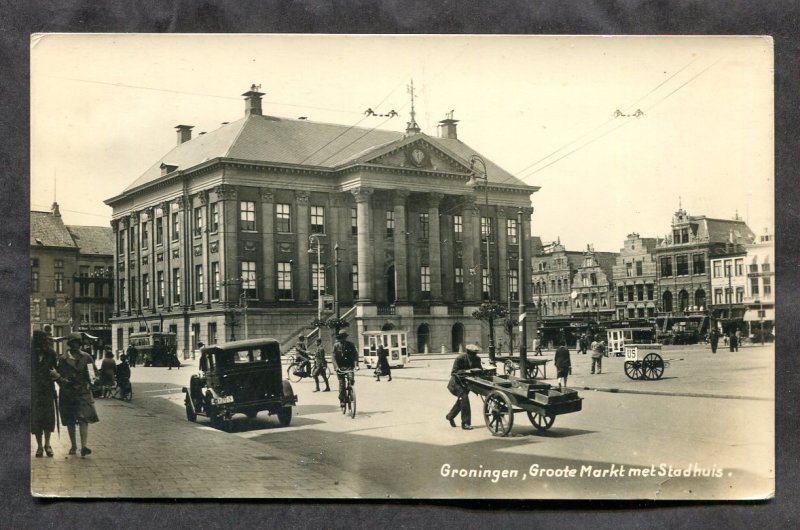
top-left (308, 233), bottom-right (326, 321)
top-left (467, 154), bottom-right (496, 362)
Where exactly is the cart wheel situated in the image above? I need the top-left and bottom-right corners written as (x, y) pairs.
top-left (286, 363), bottom-right (302, 383)
top-left (624, 361), bottom-right (643, 380)
top-left (504, 360), bottom-right (516, 376)
top-left (525, 364), bottom-right (540, 379)
top-left (277, 406), bottom-right (292, 426)
top-left (483, 391), bottom-right (514, 436)
top-left (641, 353), bottom-right (665, 380)
top-left (348, 387), bottom-right (357, 418)
top-left (185, 399), bottom-right (197, 422)
top-left (527, 411), bottom-right (555, 431)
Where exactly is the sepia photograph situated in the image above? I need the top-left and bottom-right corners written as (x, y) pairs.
top-left (28, 34), bottom-right (774, 500)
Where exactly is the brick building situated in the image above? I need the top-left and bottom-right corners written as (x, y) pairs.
top-left (105, 88), bottom-right (539, 356)
top-left (569, 246), bottom-right (618, 324)
top-left (611, 233), bottom-right (660, 320)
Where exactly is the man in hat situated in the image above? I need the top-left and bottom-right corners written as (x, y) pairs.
top-left (295, 335), bottom-right (311, 377)
top-left (445, 344), bottom-right (483, 430)
top-left (332, 332), bottom-right (359, 408)
top-left (55, 332), bottom-right (99, 457)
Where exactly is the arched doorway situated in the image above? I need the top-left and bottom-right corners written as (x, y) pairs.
top-left (662, 291), bottom-right (673, 312)
top-left (678, 290), bottom-right (689, 312)
top-left (451, 323), bottom-right (464, 353)
top-left (386, 265), bottom-right (396, 305)
top-left (417, 323), bottom-right (430, 354)
top-left (694, 289), bottom-right (706, 309)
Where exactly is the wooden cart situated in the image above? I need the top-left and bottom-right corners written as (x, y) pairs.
top-left (495, 355), bottom-right (551, 380)
top-left (623, 343), bottom-right (668, 380)
top-left (459, 368), bottom-right (583, 437)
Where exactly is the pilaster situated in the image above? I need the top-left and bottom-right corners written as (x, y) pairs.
top-left (352, 187), bottom-right (374, 303)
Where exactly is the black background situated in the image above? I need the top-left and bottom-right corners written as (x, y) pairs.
top-left (1, 1), bottom-right (797, 527)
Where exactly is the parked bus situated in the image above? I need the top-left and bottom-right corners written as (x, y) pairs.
top-left (129, 332), bottom-right (177, 367)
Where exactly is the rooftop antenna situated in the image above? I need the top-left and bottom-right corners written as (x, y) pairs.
top-left (405, 79), bottom-right (421, 134)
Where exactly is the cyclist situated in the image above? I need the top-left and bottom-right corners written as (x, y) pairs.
top-left (294, 335), bottom-right (312, 377)
top-left (332, 331), bottom-right (358, 408)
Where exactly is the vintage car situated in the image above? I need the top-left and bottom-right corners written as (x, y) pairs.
top-left (182, 338), bottom-right (297, 431)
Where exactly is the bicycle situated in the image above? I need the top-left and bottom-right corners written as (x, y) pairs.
top-left (286, 358), bottom-right (319, 383)
top-left (336, 368), bottom-right (356, 418)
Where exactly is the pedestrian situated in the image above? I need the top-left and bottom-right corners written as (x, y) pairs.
top-left (115, 353), bottom-right (132, 398)
top-left (445, 344), bottom-right (483, 430)
top-left (312, 338), bottom-right (331, 392)
top-left (730, 331), bottom-right (739, 352)
top-left (31, 330), bottom-right (58, 458)
top-left (167, 345), bottom-right (180, 370)
top-left (55, 332), bottom-right (99, 457)
top-left (98, 350), bottom-right (117, 398)
top-left (126, 342), bottom-right (138, 368)
top-left (590, 335), bottom-right (604, 374)
top-left (375, 341), bottom-right (392, 382)
top-left (578, 333), bottom-right (588, 355)
top-left (295, 335), bottom-right (312, 376)
top-left (554, 339), bottom-right (571, 391)
top-left (332, 332), bottom-right (359, 409)
top-left (709, 328), bottom-right (719, 354)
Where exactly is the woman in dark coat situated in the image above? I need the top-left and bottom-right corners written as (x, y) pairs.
top-left (554, 340), bottom-right (571, 391)
top-left (31, 330), bottom-right (58, 457)
top-left (375, 342), bottom-right (392, 382)
top-left (99, 350), bottom-right (117, 397)
top-left (56, 333), bottom-right (99, 457)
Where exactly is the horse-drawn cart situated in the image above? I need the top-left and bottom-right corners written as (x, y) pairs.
top-left (623, 343), bottom-right (668, 380)
top-left (459, 368), bottom-right (582, 437)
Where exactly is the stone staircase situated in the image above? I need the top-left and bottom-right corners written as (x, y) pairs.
top-left (281, 306), bottom-right (357, 357)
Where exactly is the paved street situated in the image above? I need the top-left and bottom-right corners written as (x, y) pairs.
top-left (31, 343), bottom-right (774, 500)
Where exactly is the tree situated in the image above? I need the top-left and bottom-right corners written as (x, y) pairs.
top-left (471, 302), bottom-right (508, 360)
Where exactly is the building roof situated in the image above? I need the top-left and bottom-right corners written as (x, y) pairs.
top-left (121, 114), bottom-right (530, 194)
top-left (67, 225), bottom-right (114, 256)
top-left (30, 210), bottom-right (77, 249)
top-left (593, 252), bottom-right (619, 278)
top-left (697, 217), bottom-right (756, 245)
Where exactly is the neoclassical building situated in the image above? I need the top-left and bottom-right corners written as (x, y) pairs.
top-left (105, 88), bottom-right (539, 356)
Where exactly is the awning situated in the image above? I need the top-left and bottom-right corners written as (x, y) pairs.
top-left (744, 308), bottom-right (775, 321)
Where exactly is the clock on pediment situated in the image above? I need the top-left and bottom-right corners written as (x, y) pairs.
top-left (406, 146), bottom-right (430, 168)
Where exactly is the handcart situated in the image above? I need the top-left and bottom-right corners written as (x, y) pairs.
top-left (623, 344), bottom-right (668, 380)
top-left (495, 355), bottom-right (551, 380)
top-left (459, 368), bottom-right (582, 437)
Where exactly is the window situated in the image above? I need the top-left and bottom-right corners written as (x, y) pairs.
top-left (93, 309), bottom-right (104, 324)
top-left (31, 258), bottom-right (39, 268)
top-left (143, 274), bottom-right (150, 307)
top-left (626, 262), bottom-right (632, 277)
top-left (749, 263), bottom-right (758, 273)
top-left (509, 269), bottom-right (519, 301)
top-left (419, 213), bottom-right (430, 240)
top-left (590, 273), bottom-right (597, 286)
top-left (46, 299), bottom-right (55, 320)
top-left (676, 255), bottom-right (689, 276)
top-left (507, 219), bottom-right (518, 245)
top-left (310, 206), bottom-right (325, 234)
top-left (210, 203), bottom-right (219, 232)
top-left (453, 215), bottom-right (463, 240)
top-left (351, 265), bottom-right (359, 299)
top-left (637, 307), bottom-right (645, 318)
top-left (119, 279), bottom-right (126, 309)
top-left (454, 267), bottom-right (464, 299)
top-left (735, 258), bottom-right (744, 276)
top-left (551, 279), bottom-right (556, 292)
top-left (241, 261), bottom-right (256, 298)
top-left (680, 228), bottom-right (689, 243)
top-left (142, 222), bottom-right (149, 249)
top-left (129, 276), bottom-right (136, 305)
top-left (118, 229), bottom-right (125, 252)
top-left (647, 284), bottom-right (654, 300)
top-left (311, 263), bottom-right (326, 299)
top-left (172, 268), bottom-right (181, 304)
top-left (129, 225), bottom-right (137, 249)
top-left (617, 286), bottom-right (624, 301)
top-left (171, 212), bottom-right (180, 241)
top-left (191, 323), bottom-right (200, 350)
top-left (581, 274), bottom-right (589, 287)
top-left (208, 322), bottom-right (217, 345)
top-left (762, 263), bottom-right (771, 273)
top-left (724, 260), bottom-right (732, 278)
top-left (637, 284), bottom-right (644, 301)
top-left (240, 201), bottom-right (256, 231)
top-left (156, 217), bottom-right (164, 245)
top-left (713, 262), bottom-right (722, 278)
top-left (54, 272), bottom-right (64, 293)
top-left (54, 259), bottom-right (63, 269)
top-left (724, 287), bottom-right (732, 305)
top-left (628, 308), bottom-right (636, 318)
top-left (482, 269), bottom-right (491, 300)
top-left (714, 289), bottom-right (723, 304)
top-left (420, 266), bottom-right (431, 293)
top-left (277, 262), bottom-right (293, 299)
top-left (636, 261), bottom-right (643, 276)
top-left (736, 287), bottom-right (744, 303)
top-left (386, 211), bottom-right (395, 238)
top-left (351, 208), bottom-right (358, 236)
top-left (481, 217), bottom-right (493, 241)
top-left (195, 266), bottom-right (203, 302)
top-left (647, 307), bottom-right (655, 317)
top-left (762, 276), bottom-right (772, 296)
top-left (750, 277), bottom-right (759, 296)
top-left (660, 257), bottom-right (673, 277)
top-left (211, 262), bottom-right (220, 300)
top-left (627, 285), bottom-right (634, 302)
top-left (157, 271), bottom-right (165, 305)
top-left (31, 270), bottom-right (39, 292)
top-left (194, 207), bottom-right (204, 236)
top-left (271, 203), bottom-right (289, 232)
top-left (692, 253), bottom-right (705, 275)
top-left (79, 278), bottom-right (90, 297)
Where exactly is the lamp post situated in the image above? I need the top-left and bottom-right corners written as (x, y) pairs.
top-left (308, 234), bottom-right (325, 321)
top-left (467, 155), bottom-right (496, 362)
top-left (517, 208), bottom-right (528, 376)
top-left (334, 243), bottom-right (341, 321)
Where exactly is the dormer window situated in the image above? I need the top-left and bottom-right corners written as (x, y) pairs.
top-left (160, 163), bottom-right (178, 176)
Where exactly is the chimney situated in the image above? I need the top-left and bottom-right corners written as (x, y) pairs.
top-left (437, 110), bottom-right (459, 139)
top-left (51, 201), bottom-right (61, 217)
top-left (175, 124), bottom-right (194, 145)
top-left (242, 84), bottom-right (264, 117)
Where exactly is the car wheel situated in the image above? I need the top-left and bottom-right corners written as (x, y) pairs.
top-left (277, 406), bottom-right (292, 426)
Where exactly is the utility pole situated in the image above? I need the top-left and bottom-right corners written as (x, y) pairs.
top-left (517, 208), bottom-right (528, 377)
top-left (334, 243), bottom-right (341, 320)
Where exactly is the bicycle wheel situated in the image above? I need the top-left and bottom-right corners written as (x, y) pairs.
top-left (348, 385), bottom-right (356, 418)
top-left (287, 363), bottom-right (302, 383)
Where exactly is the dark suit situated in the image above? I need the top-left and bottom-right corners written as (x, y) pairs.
top-left (446, 352), bottom-right (482, 427)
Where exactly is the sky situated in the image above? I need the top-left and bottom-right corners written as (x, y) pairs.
top-left (30, 34), bottom-right (773, 252)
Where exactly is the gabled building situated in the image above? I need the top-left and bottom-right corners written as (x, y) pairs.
top-left (742, 229), bottom-right (774, 337)
top-left (570, 246), bottom-right (618, 323)
top-left (530, 240), bottom-right (583, 321)
top-left (104, 87), bottom-right (539, 356)
top-left (612, 233), bottom-right (660, 320)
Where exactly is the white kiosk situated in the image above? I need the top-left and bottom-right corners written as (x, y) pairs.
top-left (361, 330), bottom-right (409, 369)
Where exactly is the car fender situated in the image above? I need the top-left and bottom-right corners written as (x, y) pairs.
top-left (281, 379), bottom-right (297, 406)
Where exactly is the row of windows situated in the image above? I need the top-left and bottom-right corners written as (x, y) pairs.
top-left (660, 253), bottom-right (706, 277)
top-left (119, 203), bottom-right (222, 253)
top-left (618, 307), bottom-right (657, 319)
top-left (617, 284), bottom-right (656, 302)
top-left (712, 260), bottom-right (770, 278)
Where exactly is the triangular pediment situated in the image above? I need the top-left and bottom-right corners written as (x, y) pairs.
top-left (357, 136), bottom-right (472, 174)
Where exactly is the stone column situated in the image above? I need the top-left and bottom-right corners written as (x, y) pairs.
top-left (352, 187), bottom-right (374, 303)
top-left (295, 191), bottom-right (311, 302)
top-left (497, 207), bottom-right (508, 304)
top-left (120, 217), bottom-right (131, 316)
top-left (111, 219), bottom-right (120, 317)
top-left (392, 190), bottom-right (410, 303)
top-left (197, 192), bottom-right (211, 309)
top-left (146, 207), bottom-right (157, 310)
top-left (521, 206), bottom-right (535, 339)
top-left (260, 187), bottom-right (275, 301)
top-left (130, 211), bottom-right (141, 314)
top-left (462, 195), bottom-right (481, 302)
top-left (427, 193), bottom-right (444, 302)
